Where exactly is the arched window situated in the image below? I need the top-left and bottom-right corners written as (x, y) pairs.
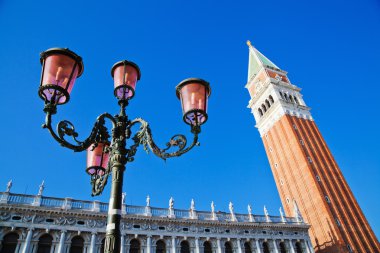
top-left (262, 104), bottom-right (267, 112)
top-left (295, 242), bottom-right (302, 253)
top-left (279, 242), bottom-right (286, 253)
top-left (265, 99), bottom-right (270, 108)
top-left (37, 234), bottom-right (53, 253)
top-left (258, 108), bottom-right (263, 117)
top-left (203, 241), bottom-right (212, 253)
top-left (289, 95), bottom-right (294, 103)
top-left (269, 95), bottom-right (274, 104)
top-left (294, 96), bottom-right (299, 104)
top-left (69, 236), bottom-right (84, 253)
top-left (262, 242), bottom-right (270, 253)
top-left (180, 241), bottom-right (190, 253)
top-left (224, 242), bottom-right (233, 253)
top-left (100, 238), bottom-right (105, 253)
top-left (1, 232), bottom-right (19, 253)
top-left (284, 93), bottom-right (288, 101)
top-left (279, 92), bottom-right (284, 99)
top-left (130, 239), bottom-right (140, 253)
top-left (156, 240), bottom-right (166, 253)
top-left (244, 242), bottom-right (251, 253)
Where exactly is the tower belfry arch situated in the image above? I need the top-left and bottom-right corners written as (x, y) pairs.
top-left (245, 41), bottom-right (380, 253)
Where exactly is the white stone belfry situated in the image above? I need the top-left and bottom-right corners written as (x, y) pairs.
top-left (245, 41), bottom-right (312, 137)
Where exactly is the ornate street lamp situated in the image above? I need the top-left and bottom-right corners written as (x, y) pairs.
top-left (38, 48), bottom-right (211, 253)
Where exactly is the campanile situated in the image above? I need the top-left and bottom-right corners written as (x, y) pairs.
top-left (245, 41), bottom-right (379, 253)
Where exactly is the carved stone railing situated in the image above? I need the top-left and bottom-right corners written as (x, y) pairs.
top-left (0, 192), bottom-right (301, 224)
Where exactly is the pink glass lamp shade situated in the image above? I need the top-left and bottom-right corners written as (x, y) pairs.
top-left (86, 142), bottom-right (110, 176)
top-left (176, 78), bottom-right (211, 126)
top-left (111, 60), bottom-right (141, 101)
top-left (39, 48), bottom-right (84, 105)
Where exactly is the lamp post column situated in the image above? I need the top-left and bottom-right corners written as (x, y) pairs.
top-left (105, 107), bottom-right (128, 253)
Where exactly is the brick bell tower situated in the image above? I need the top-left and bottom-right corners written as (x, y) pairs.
top-left (245, 41), bottom-right (379, 253)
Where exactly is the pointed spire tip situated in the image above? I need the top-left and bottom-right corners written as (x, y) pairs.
top-left (246, 40), bottom-right (252, 47)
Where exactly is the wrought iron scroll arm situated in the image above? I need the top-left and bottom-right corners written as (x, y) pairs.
top-left (127, 118), bottom-right (200, 161)
top-left (42, 103), bottom-right (116, 152)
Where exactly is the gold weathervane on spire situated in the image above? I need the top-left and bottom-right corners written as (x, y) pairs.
top-left (246, 40), bottom-right (252, 48)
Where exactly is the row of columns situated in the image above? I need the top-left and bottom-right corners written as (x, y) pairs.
top-left (119, 236), bottom-right (314, 253)
top-left (2, 229), bottom-right (314, 253)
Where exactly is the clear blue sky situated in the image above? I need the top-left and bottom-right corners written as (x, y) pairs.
top-left (0, 0), bottom-right (379, 238)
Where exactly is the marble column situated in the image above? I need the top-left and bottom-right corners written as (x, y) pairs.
top-left (21, 228), bottom-right (33, 253)
top-left (272, 240), bottom-right (278, 253)
top-left (216, 239), bottom-right (222, 253)
top-left (304, 240), bottom-right (312, 253)
top-left (89, 233), bottom-right (96, 253)
top-left (236, 239), bottom-right (242, 253)
top-left (146, 236), bottom-right (152, 253)
top-left (171, 237), bottom-right (176, 253)
top-left (120, 235), bottom-right (126, 253)
top-left (255, 240), bottom-right (261, 253)
top-left (56, 231), bottom-right (66, 253)
top-left (194, 238), bottom-right (200, 253)
top-left (288, 240), bottom-right (295, 253)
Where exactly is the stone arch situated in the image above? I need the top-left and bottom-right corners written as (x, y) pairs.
top-left (279, 242), bottom-right (286, 253)
top-left (258, 108), bottom-right (263, 117)
top-left (269, 95), bottom-right (274, 104)
top-left (262, 242), bottom-right (270, 253)
top-left (295, 242), bottom-right (302, 253)
top-left (243, 242), bottom-right (251, 253)
top-left (156, 240), bottom-right (166, 253)
top-left (100, 238), bottom-right (105, 253)
top-left (224, 241), bottom-right (233, 253)
top-left (129, 239), bottom-right (140, 253)
top-left (37, 234), bottom-right (53, 253)
top-left (262, 104), bottom-right (267, 112)
top-left (180, 240), bottom-right (190, 253)
top-left (265, 99), bottom-right (271, 108)
top-left (69, 236), bottom-right (84, 253)
top-left (203, 241), bottom-right (212, 253)
top-left (1, 232), bottom-right (19, 253)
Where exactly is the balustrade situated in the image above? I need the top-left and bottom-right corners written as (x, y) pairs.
top-left (0, 192), bottom-right (302, 225)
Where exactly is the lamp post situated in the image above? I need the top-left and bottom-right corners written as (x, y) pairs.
top-left (38, 48), bottom-right (211, 253)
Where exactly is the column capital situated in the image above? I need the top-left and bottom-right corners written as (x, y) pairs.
top-left (91, 232), bottom-right (97, 235)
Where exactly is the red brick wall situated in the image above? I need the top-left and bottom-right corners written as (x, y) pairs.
top-left (261, 115), bottom-right (380, 253)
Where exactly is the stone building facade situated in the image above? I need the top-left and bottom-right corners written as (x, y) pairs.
top-left (0, 190), bottom-right (313, 253)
